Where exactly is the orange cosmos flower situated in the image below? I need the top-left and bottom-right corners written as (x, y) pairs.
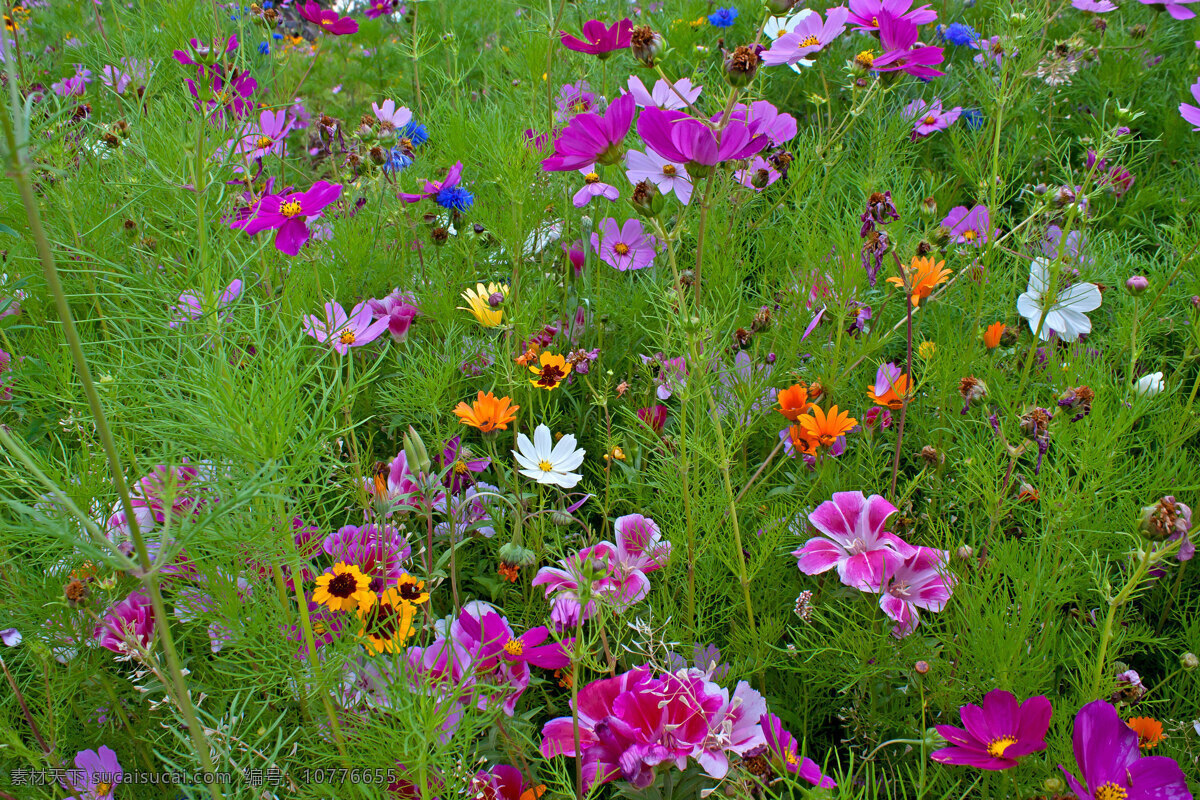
top-left (776, 384), bottom-right (812, 421)
top-left (794, 405), bottom-right (858, 454)
top-left (515, 342), bottom-right (540, 366)
top-left (530, 351), bottom-right (572, 390)
top-left (454, 391), bottom-right (520, 433)
top-left (983, 321), bottom-right (1006, 350)
top-left (1127, 717), bottom-right (1164, 750)
top-left (887, 256), bottom-right (952, 306)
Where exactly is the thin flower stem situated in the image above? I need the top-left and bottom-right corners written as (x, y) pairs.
top-left (889, 267), bottom-right (915, 502)
top-left (571, 610), bottom-right (584, 800)
top-left (693, 171), bottom-right (717, 305)
top-left (546, 0), bottom-right (570, 133)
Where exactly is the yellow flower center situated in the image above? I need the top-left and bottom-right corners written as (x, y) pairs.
top-left (986, 736), bottom-right (1017, 758)
top-left (871, 15), bottom-right (879, 25)
top-left (538, 459), bottom-right (554, 471)
top-left (313, 621), bottom-right (327, 636)
top-left (95, 782), bottom-right (112, 796)
top-left (784, 751), bottom-right (798, 766)
top-left (963, 229), bottom-right (977, 241)
top-left (339, 330), bottom-right (356, 345)
top-left (614, 243), bottom-right (630, 255)
top-left (504, 639), bottom-right (525, 656)
top-left (662, 164), bottom-right (677, 176)
top-left (256, 135), bottom-right (274, 149)
top-left (454, 460), bottom-right (469, 475)
top-left (320, 17), bottom-right (333, 25)
top-left (800, 35), bottom-right (820, 47)
top-left (584, 172), bottom-right (600, 184)
top-left (1095, 784), bottom-right (1127, 800)
top-left (923, 115), bottom-right (937, 125)
top-left (279, 200), bottom-right (303, 217)
top-left (857, 49), bottom-right (875, 67)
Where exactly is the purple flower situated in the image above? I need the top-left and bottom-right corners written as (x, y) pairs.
top-left (761, 713), bottom-right (837, 786)
top-left (62, 746), bottom-right (123, 800)
top-left (300, 0), bottom-right (360, 34)
top-left (398, 160), bottom-right (467, 205)
top-left (931, 690), bottom-right (1052, 770)
top-left (186, 65), bottom-right (256, 120)
top-left (574, 164), bottom-right (621, 208)
top-left (642, 353), bottom-right (688, 400)
top-left (904, 98), bottom-right (962, 139)
top-left (1059, 699), bottom-right (1191, 799)
top-left (94, 590), bottom-right (155, 656)
top-left (169, 279), bottom-right (243, 328)
top-left (556, 80), bottom-right (601, 121)
top-left (637, 404), bottom-right (668, 432)
top-left (172, 34), bottom-right (237, 68)
top-left (971, 36), bottom-right (1011, 67)
top-left (874, 11), bottom-right (945, 78)
top-left (720, 101), bottom-right (798, 146)
top-left (941, 204), bottom-right (991, 246)
top-left (1181, 80), bottom-right (1200, 130)
top-left (367, 289), bottom-right (420, 342)
top-left (434, 481), bottom-right (499, 540)
top-left (736, 156), bottom-right (781, 191)
top-left (1042, 224), bottom-right (1093, 266)
top-left (231, 109), bottom-right (292, 164)
top-left (232, 181), bottom-right (341, 255)
top-left (625, 76), bottom-right (701, 110)
top-left (590, 217), bottom-right (657, 271)
top-left (761, 6), bottom-right (849, 66)
top-left (323, 523), bottom-right (412, 592)
top-left (1137, 0), bottom-right (1198, 19)
top-left (542, 93), bottom-right (636, 171)
top-left (844, 0), bottom-right (938, 30)
top-left (52, 65), bottom-right (92, 96)
top-left (0, 627), bottom-right (20, 647)
top-left (438, 435), bottom-right (490, 494)
top-left (365, 449), bottom-right (446, 515)
top-left (302, 301), bottom-right (391, 354)
top-left (1072, 0), bottom-right (1117, 10)
top-left (879, 547), bottom-right (954, 637)
top-left (638, 106), bottom-right (768, 177)
top-left (365, 0), bottom-right (400, 18)
top-left (794, 492), bottom-right (915, 591)
top-left (560, 18), bottom-right (633, 57)
top-left (625, 149), bottom-right (693, 204)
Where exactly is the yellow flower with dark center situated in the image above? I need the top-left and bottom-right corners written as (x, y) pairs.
top-left (530, 352), bottom-right (572, 390)
top-left (459, 281), bottom-right (508, 327)
top-left (394, 573), bottom-right (430, 605)
top-left (356, 587), bottom-right (418, 654)
top-left (313, 562), bottom-right (374, 613)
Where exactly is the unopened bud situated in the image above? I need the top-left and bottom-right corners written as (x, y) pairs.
top-left (403, 426), bottom-right (432, 477)
top-left (1181, 652), bottom-right (1198, 670)
top-left (956, 545), bottom-right (974, 561)
top-left (919, 196), bottom-right (937, 219)
top-left (498, 542), bottom-right (536, 567)
top-left (1125, 275), bottom-right (1148, 295)
top-left (629, 25), bottom-right (665, 67)
top-left (914, 660), bottom-right (930, 674)
top-left (488, 292), bottom-right (504, 308)
top-left (1042, 777), bottom-right (1066, 794)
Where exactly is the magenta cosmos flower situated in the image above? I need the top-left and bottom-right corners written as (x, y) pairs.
top-left (302, 300), bottom-right (391, 354)
top-left (94, 590), bottom-right (155, 655)
top-left (794, 491), bottom-right (916, 591)
top-left (904, 98), bottom-right (962, 139)
top-left (367, 289), bottom-right (420, 342)
top-left (879, 547), bottom-right (954, 637)
top-left (626, 149), bottom-right (693, 204)
top-left (398, 160), bottom-right (466, 204)
top-left (626, 76), bottom-right (702, 110)
top-left (590, 217), bottom-right (657, 271)
top-left (560, 18), bottom-right (633, 58)
top-left (173, 34), bottom-right (237, 68)
top-left (721, 101), bottom-right (798, 147)
top-left (761, 713), bottom-right (837, 787)
top-left (1137, 0), bottom-right (1199, 19)
top-left (169, 278), bottom-right (243, 328)
top-left (365, 449), bottom-right (445, 514)
top-left (873, 11), bottom-right (945, 78)
top-left (574, 165), bottom-right (620, 208)
top-left (365, 0), bottom-right (400, 18)
top-left (232, 180), bottom-right (341, 255)
top-left (843, 0), bottom-right (937, 30)
top-left (1180, 80), bottom-right (1200, 130)
top-left (941, 204), bottom-right (991, 245)
top-left (300, 0), bottom-right (359, 34)
top-left (736, 156), bottom-right (781, 191)
top-left (61, 746), bottom-right (123, 800)
top-left (186, 66), bottom-right (256, 120)
top-left (229, 109), bottom-right (291, 167)
top-left (762, 7), bottom-right (849, 66)
top-left (637, 106), bottom-right (768, 178)
top-left (542, 93), bottom-right (636, 171)
top-left (931, 690), bottom-right (1052, 770)
top-left (323, 523), bottom-right (412, 592)
top-left (1059, 699), bottom-right (1191, 800)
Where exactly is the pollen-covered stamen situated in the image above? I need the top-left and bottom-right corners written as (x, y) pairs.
top-left (614, 243), bottom-right (631, 255)
top-left (962, 229), bottom-right (977, 241)
top-left (584, 172), bottom-right (600, 184)
top-left (503, 639), bottom-right (525, 656)
top-left (327, 572), bottom-right (358, 598)
top-left (279, 200), bottom-right (304, 217)
top-left (661, 164), bottom-right (677, 176)
top-left (454, 460), bottom-right (470, 475)
top-left (923, 115), bottom-right (937, 125)
top-left (537, 459), bottom-right (555, 472)
top-left (1094, 784), bottom-right (1127, 800)
top-left (338, 330), bottom-right (357, 346)
top-left (986, 736), bottom-right (1017, 758)
top-left (856, 49), bottom-right (876, 68)
top-left (799, 34), bottom-right (820, 47)
top-left (256, 135), bottom-right (274, 150)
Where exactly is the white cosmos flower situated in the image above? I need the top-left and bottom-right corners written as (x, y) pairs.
top-left (1016, 258), bottom-right (1102, 342)
top-left (1134, 371), bottom-right (1164, 397)
top-left (513, 424), bottom-right (585, 489)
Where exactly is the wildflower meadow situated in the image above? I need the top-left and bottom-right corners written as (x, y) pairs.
top-left (2, 0), bottom-right (1200, 798)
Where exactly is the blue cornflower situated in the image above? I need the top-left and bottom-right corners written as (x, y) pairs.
top-left (436, 185), bottom-right (474, 212)
top-left (399, 120), bottom-right (429, 147)
top-left (962, 108), bottom-right (984, 129)
top-left (940, 22), bottom-right (979, 46)
top-left (383, 148), bottom-right (413, 173)
top-left (257, 41), bottom-right (270, 55)
top-left (708, 7), bottom-right (738, 27)
top-left (272, 32), bottom-right (284, 40)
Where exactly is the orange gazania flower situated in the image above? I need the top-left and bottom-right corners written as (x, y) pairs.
top-left (776, 384), bottom-right (812, 421)
top-left (515, 342), bottom-right (540, 366)
top-left (793, 405), bottom-right (858, 454)
top-left (887, 256), bottom-right (952, 306)
top-left (454, 391), bottom-right (520, 433)
top-left (1127, 717), bottom-right (1164, 750)
top-left (530, 351), bottom-right (572, 390)
top-left (867, 373), bottom-right (911, 410)
top-left (983, 321), bottom-right (1006, 350)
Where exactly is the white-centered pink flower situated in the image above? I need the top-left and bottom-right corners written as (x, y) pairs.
top-left (793, 491), bottom-right (916, 591)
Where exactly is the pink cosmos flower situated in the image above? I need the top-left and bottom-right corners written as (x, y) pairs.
top-left (1179, 80), bottom-right (1200, 130)
top-left (574, 164), bottom-right (621, 208)
top-left (301, 300), bottom-right (391, 354)
top-left (560, 18), bottom-right (633, 58)
top-left (879, 546), bottom-right (954, 637)
top-left (590, 217), bottom-right (657, 271)
top-left (300, 0), bottom-right (360, 34)
top-left (94, 590), bottom-right (155, 655)
top-left (367, 289), bottom-right (420, 342)
top-left (971, 36), bottom-right (1012, 67)
top-left (186, 66), bottom-right (256, 120)
top-left (1137, 0), bottom-right (1199, 18)
top-left (793, 491), bottom-right (916, 591)
top-left (172, 34), bottom-right (238, 68)
top-left (1072, 0), bottom-right (1117, 10)
top-left (637, 107), bottom-right (768, 177)
top-left (62, 746), bottom-right (123, 800)
top-left (226, 109), bottom-right (292, 169)
top-left (323, 523), bottom-right (412, 592)
top-left (761, 6), bottom-right (849, 66)
top-left (625, 76), bottom-right (702, 110)
top-left (398, 160), bottom-right (464, 203)
top-left (100, 58), bottom-right (151, 94)
top-left (720, 101), bottom-right (798, 146)
top-left (365, 449), bottom-right (446, 514)
top-left (52, 65), bottom-right (92, 97)
top-left (931, 690), bottom-right (1053, 770)
top-left (736, 156), bottom-right (781, 191)
top-left (365, 0), bottom-right (400, 18)
top-left (625, 149), bottom-right (693, 204)
top-left (761, 713), bottom-right (837, 786)
top-left (941, 204), bottom-right (991, 245)
top-left (904, 98), bottom-right (962, 139)
top-left (842, 0), bottom-right (937, 30)
top-left (873, 11), bottom-right (945, 78)
top-left (372, 98), bottom-right (413, 131)
top-left (169, 278), bottom-right (243, 328)
top-left (232, 180), bottom-right (341, 255)
top-left (103, 463), bottom-right (210, 540)
top-left (542, 93), bottom-right (636, 171)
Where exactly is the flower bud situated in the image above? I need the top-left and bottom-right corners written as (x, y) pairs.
top-left (498, 542), bottom-right (536, 568)
top-left (1125, 275), bottom-right (1148, 295)
top-left (630, 179), bottom-right (665, 218)
top-left (955, 545), bottom-right (974, 560)
top-left (724, 45), bottom-right (761, 88)
top-left (919, 196), bottom-right (937, 219)
top-left (765, 0), bottom-right (799, 12)
top-left (629, 25), bottom-right (665, 67)
top-left (1181, 652), bottom-right (1198, 670)
top-left (403, 426), bottom-right (432, 477)
top-left (1042, 777), bottom-right (1066, 795)
top-left (914, 660), bottom-right (930, 674)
